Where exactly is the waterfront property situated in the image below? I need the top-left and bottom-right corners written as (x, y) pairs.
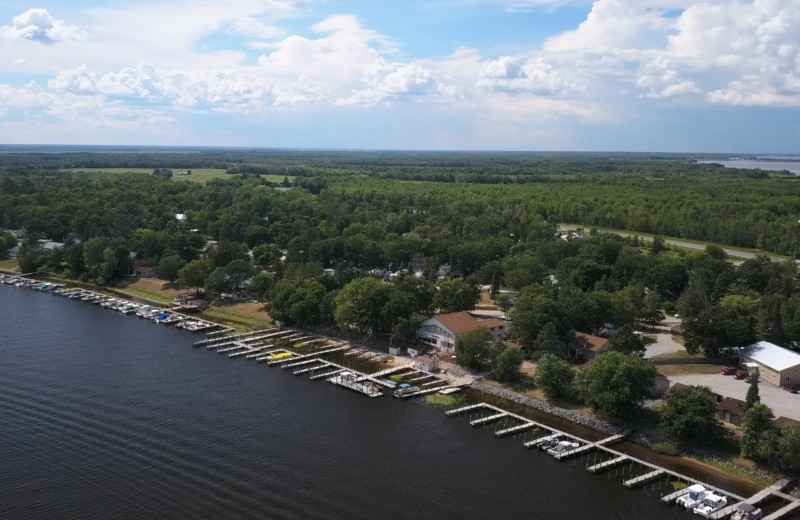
top-left (417, 311), bottom-right (507, 353)
top-left (739, 341), bottom-right (800, 387)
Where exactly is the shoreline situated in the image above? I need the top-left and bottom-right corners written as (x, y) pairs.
top-left (1, 272), bottom-right (788, 497)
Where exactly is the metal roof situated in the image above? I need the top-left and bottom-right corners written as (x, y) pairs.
top-left (740, 341), bottom-right (800, 372)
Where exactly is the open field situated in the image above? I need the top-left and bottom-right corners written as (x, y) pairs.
top-left (559, 223), bottom-right (790, 261)
top-left (64, 168), bottom-right (293, 185)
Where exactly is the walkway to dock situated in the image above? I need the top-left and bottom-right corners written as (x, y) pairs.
top-left (445, 402), bottom-right (784, 511)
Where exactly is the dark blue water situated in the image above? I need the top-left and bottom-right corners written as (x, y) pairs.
top-left (0, 287), bottom-right (688, 520)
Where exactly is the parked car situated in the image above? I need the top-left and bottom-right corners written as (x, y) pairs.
top-left (782, 384), bottom-right (798, 394)
top-left (720, 367), bottom-right (737, 375)
top-left (734, 370), bottom-right (749, 380)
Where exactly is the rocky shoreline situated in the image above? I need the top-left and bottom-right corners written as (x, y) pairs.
top-left (469, 380), bottom-right (785, 488)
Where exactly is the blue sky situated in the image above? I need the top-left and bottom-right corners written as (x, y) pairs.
top-left (0, 0), bottom-right (798, 153)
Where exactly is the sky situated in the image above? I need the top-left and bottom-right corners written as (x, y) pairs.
top-left (0, 0), bottom-right (798, 153)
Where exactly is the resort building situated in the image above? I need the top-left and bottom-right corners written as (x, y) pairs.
top-left (417, 311), bottom-right (507, 353)
top-left (738, 341), bottom-right (800, 387)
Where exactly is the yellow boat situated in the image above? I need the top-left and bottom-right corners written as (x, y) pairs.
top-left (267, 352), bottom-right (293, 361)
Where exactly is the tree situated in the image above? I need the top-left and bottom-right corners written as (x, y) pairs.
top-left (157, 254), bottom-right (185, 282)
top-left (745, 375), bottom-right (760, 411)
top-left (578, 351), bottom-right (657, 423)
top-left (455, 329), bottom-right (492, 370)
top-left (740, 403), bottom-right (774, 459)
top-left (178, 259), bottom-right (211, 296)
top-left (225, 258), bottom-right (253, 292)
top-left (660, 385), bottom-right (722, 442)
top-left (433, 278), bottom-right (480, 314)
top-left (205, 267), bottom-right (231, 299)
top-left (491, 346), bottom-right (523, 383)
top-left (607, 324), bottom-right (646, 357)
top-left (531, 321), bottom-right (564, 358)
top-left (509, 285), bottom-right (561, 351)
top-left (269, 278), bottom-right (327, 327)
top-left (534, 353), bottom-right (575, 399)
top-left (773, 424), bottom-right (800, 473)
top-left (334, 277), bottom-right (396, 335)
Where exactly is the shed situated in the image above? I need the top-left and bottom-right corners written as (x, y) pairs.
top-left (738, 341), bottom-right (800, 387)
top-left (414, 355), bottom-right (439, 373)
top-left (134, 266), bottom-right (155, 278)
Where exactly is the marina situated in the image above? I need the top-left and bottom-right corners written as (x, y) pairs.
top-left (446, 402), bottom-right (800, 519)
top-left (2, 275), bottom-right (799, 519)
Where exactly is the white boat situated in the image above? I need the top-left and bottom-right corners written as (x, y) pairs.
top-left (438, 387), bottom-right (461, 395)
top-left (547, 440), bottom-right (580, 456)
top-left (731, 502), bottom-right (762, 520)
top-left (676, 484), bottom-right (708, 509)
top-left (538, 435), bottom-right (561, 450)
top-left (693, 493), bottom-right (727, 517)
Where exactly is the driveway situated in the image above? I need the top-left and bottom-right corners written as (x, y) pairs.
top-left (668, 373), bottom-right (800, 422)
top-left (644, 315), bottom-right (684, 359)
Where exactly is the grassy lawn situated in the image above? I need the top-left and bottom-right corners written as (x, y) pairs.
top-left (656, 364), bottom-right (723, 377)
top-left (65, 168), bottom-right (294, 185)
top-left (202, 308), bottom-right (273, 330)
top-left (116, 287), bottom-right (174, 305)
top-left (0, 258), bottom-right (19, 271)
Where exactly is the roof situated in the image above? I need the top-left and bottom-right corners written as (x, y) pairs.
top-left (571, 332), bottom-right (609, 353)
top-left (135, 266), bottom-right (154, 272)
top-left (775, 416), bottom-right (800, 427)
top-left (717, 397), bottom-right (744, 416)
top-left (740, 341), bottom-right (800, 372)
top-left (431, 311), bottom-right (506, 336)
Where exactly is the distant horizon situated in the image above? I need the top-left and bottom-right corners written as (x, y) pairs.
top-left (0, 2), bottom-right (798, 153)
top-left (1, 143), bottom-right (799, 159)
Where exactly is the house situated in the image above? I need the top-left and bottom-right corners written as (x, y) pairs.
top-left (738, 341), bottom-right (800, 387)
top-left (569, 332), bottom-right (609, 360)
top-left (417, 311), bottom-right (507, 353)
top-left (8, 245), bottom-right (20, 258)
top-left (323, 268), bottom-right (336, 277)
top-left (717, 397), bottom-right (745, 425)
top-left (39, 240), bottom-right (65, 252)
top-left (134, 266), bottom-right (155, 278)
top-left (414, 355), bottom-right (439, 373)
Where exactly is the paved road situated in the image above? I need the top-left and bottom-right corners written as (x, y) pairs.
top-left (559, 225), bottom-right (778, 261)
top-left (643, 316), bottom-right (684, 359)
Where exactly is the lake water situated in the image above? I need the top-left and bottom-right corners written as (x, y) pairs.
top-left (700, 159), bottom-right (800, 175)
top-left (1, 287), bottom-right (697, 519)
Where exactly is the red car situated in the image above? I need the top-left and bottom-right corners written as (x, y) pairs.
top-left (734, 370), bottom-right (749, 380)
top-left (782, 384), bottom-right (798, 394)
top-left (720, 367), bottom-right (737, 375)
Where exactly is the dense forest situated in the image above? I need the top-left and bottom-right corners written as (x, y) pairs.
top-left (2, 150), bottom-right (800, 356)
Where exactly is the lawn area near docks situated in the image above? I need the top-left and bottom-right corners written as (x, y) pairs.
top-left (0, 258), bottom-right (19, 271)
top-left (65, 168), bottom-right (293, 185)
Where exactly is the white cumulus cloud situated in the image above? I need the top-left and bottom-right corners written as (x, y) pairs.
top-left (0, 9), bottom-right (84, 44)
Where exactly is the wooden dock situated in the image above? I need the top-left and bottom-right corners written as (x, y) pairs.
top-left (661, 487), bottom-right (692, 504)
top-left (446, 403), bottom-right (487, 416)
top-left (469, 412), bottom-right (508, 427)
top-left (495, 422), bottom-right (538, 437)
top-left (553, 443), bottom-right (594, 460)
top-left (762, 502), bottom-right (800, 520)
top-left (623, 470), bottom-right (665, 488)
top-left (587, 456), bottom-right (630, 473)
top-left (524, 433), bottom-right (559, 449)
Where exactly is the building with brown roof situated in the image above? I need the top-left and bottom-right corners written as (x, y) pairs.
top-left (569, 332), bottom-right (609, 360)
top-left (417, 311), bottom-right (507, 353)
top-left (717, 397), bottom-right (745, 425)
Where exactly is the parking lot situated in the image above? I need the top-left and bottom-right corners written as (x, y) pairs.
top-left (669, 372), bottom-right (800, 421)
